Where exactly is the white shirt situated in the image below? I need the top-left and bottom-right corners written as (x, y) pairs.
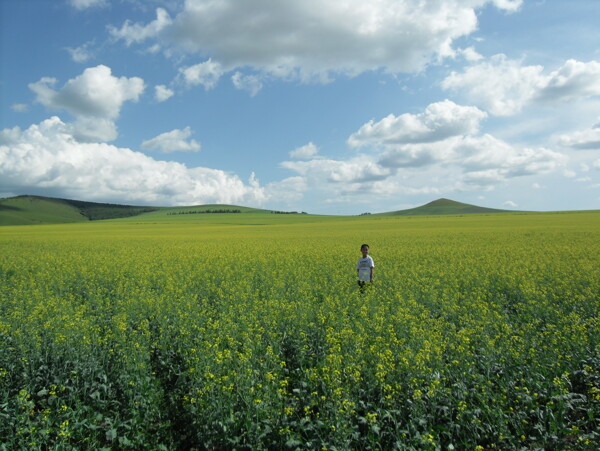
top-left (356, 256), bottom-right (374, 281)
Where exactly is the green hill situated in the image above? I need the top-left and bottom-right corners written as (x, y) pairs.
top-left (378, 198), bottom-right (514, 216)
top-left (0, 195), bottom-right (158, 226)
top-left (0, 195), bottom-right (518, 226)
top-left (0, 196), bottom-right (304, 226)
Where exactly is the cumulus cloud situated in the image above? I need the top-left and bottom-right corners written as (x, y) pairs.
top-left (108, 7), bottom-right (172, 47)
top-left (535, 60), bottom-right (600, 103)
top-left (377, 140), bottom-right (453, 169)
top-left (0, 117), bottom-right (266, 206)
top-left (345, 100), bottom-right (561, 176)
top-left (179, 59), bottom-right (224, 90)
top-left (442, 55), bottom-right (600, 115)
top-left (280, 156), bottom-right (401, 204)
top-left (378, 132), bottom-right (566, 177)
top-left (455, 134), bottom-right (567, 177)
top-left (155, 84), bottom-right (174, 102)
top-left (29, 65), bottom-right (145, 119)
top-left (69, 117), bottom-right (118, 143)
top-left (491, 0), bottom-right (522, 11)
top-left (141, 127), bottom-right (201, 153)
top-left (280, 101), bottom-right (567, 201)
top-left (231, 72), bottom-right (263, 96)
top-left (289, 142), bottom-right (319, 159)
top-left (265, 176), bottom-right (307, 203)
top-left (348, 100), bottom-right (487, 147)
top-left (69, 0), bottom-right (107, 10)
top-left (29, 65), bottom-right (145, 142)
top-left (557, 120), bottom-right (600, 150)
top-left (109, 1), bottom-right (521, 88)
top-left (282, 157), bottom-right (393, 185)
top-left (66, 42), bottom-right (94, 63)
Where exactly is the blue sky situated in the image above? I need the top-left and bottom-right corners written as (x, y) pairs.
top-left (1, 0), bottom-right (599, 214)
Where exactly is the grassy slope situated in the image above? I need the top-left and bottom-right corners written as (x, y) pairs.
top-left (0, 196), bottom-right (311, 226)
top-left (0, 195), bottom-right (160, 225)
top-left (113, 204), bottom-right (327, 225)
top-left (0, 196), bottom-right (88, 225)
top-left (379, 198), bottom-right (513, 216)
top-left (1, 194), bottom-right (592, 227)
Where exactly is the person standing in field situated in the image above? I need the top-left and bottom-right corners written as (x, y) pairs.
top-left (356, 244), bottom-right (374, 292)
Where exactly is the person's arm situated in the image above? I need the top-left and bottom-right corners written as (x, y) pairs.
top-left (370, 266), bottom-right (374, 282)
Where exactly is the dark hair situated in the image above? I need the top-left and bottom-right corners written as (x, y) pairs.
top-left (361, 244), bottom-right (369, 249)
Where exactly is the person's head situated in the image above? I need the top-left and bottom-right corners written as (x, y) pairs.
top-left (360, 244), bottom-right (369, 256)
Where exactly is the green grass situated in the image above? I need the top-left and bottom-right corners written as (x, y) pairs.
top-left (0, 196), bottom-right (313, 226)
top-left (0, 211), bottom-right (598, 448)
top-left (0, 196), bottom-right (88, 225)
top-left (378, 198), bottom-right (513, 216)
top-left (0, 196), bottom-right (160, 225)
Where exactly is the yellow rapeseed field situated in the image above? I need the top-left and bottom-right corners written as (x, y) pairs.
top-left (0, 212), bottom-right (598, 449)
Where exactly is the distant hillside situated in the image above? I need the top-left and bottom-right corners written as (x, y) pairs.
top-left (379, 198), bottom-right (514, 216)
top-left (0, 195), bottom-right (158, 225)
top-left (0, 195), bottom-right (301, 226)
top-left (0, 195), bottom-right (519, 226)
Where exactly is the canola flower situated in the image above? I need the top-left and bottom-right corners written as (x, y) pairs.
top-left (0, 212), bottom-right (598, 449)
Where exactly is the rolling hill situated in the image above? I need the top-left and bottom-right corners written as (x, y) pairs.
top-left (0, 195), bottom-right (158, 226)
top-left (0, 195), bottom-right (291, 226)
top-left (378, 198), bottom-right (514, 216)
top-left (0, 195), bottom-right (516, 226)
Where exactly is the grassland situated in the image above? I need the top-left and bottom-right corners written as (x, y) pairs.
top-left (0, 212), bottom-right (598, 449)
top-left (378, 198), bottom-right (513, 216)
top-left (0, 196), bottom-right (159, 226)
top-left (0, 195), bottom-right (521, 226)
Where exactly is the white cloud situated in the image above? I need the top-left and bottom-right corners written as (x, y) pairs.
top-left (280, 156), bottom-right (401, 204)
top-left (108, 8), bottom-right (172, 47)
top-left (66, 42), bottom-right (94, 63)
top-left (0, 117), bottom-right (265, 206)
top-left (442, 55), bottom-right (544, 115)
top-left (458, 46), bottom-right (483, 62)
top-left (29, 65), bottom-right (145, 119)
top-left (11, 104), bottom-right (28, 113)
top-left (348, 100), bottom-right (487, 147)
top-left (491, 0), bottom-right (523, 11)
top-left (557, 120), bottom-right (600, 150)
top-left (231, 72), bottom-right (263, 97)
top-left (28, 65), bottom-right (145, 142)
top-left (69, 117), bottom-right (118, 143)
top-left (281, 157), bottom-right (393, 184)
top-left (503, 200), bottom-right (518, 208)
top-left (461, 169), bottom-right (507, 186)
top-left (278, 101), bottom-right (568, 203)
top-left (110, 1), bottom-right (521, 85)
top-left (536, 59), bottom-right (600, 103)
top-left (179, 59), bottom-right (224, 90)
top-left (289, 142), bottom-right (319, 159)
top-left (155, 85), bottom-right (174, 102)
top-left (456, 135), bottom-right (567, 177)
top-left (69, 0), bottom-right (107, 10)
top-left (347, 100), bottom-right (566, 178)
top-left (442, 55), bottom-right (600, 115)
top-left (141, 127), bottom-right (201, 153)
top-left (265, 176), bottom-right (307, 203)
top-left (377, 140), bottom-right (454, 169)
